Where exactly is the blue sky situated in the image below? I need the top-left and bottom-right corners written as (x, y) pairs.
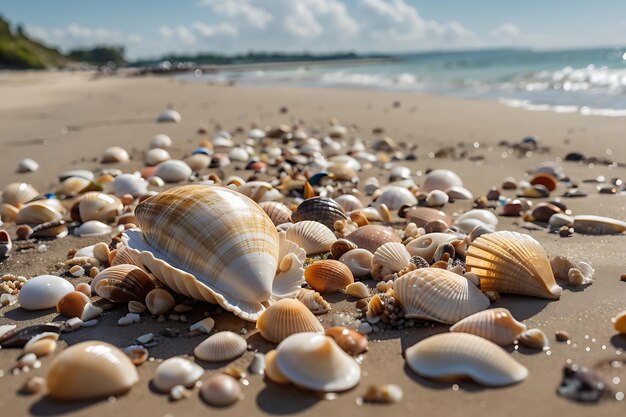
top-left (2, 0), bottom-right (626, 59)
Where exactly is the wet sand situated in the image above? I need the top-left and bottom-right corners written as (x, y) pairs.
top-left (0, 71), bottom-right (625, 417)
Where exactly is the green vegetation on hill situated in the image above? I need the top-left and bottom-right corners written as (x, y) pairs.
top-left (67, 46), bottom-right (127, 66)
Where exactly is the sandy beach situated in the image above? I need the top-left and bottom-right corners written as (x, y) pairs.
top-left (1, 71), bottom-right (625, 417)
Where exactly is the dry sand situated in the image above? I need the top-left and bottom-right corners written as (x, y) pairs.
top-left (0, 71), bottom-right (625, 417)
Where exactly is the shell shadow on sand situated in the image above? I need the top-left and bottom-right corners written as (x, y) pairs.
top-left (255, 382), bottom-right (320, 415)
top-left (402, 362), bottom-right (488, 392)
top-left (29, 396), bottom-right (104, 417)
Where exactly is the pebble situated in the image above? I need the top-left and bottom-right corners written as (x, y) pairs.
top-left (64, 317), bottom-right (83, 331)
top-left (557, 364), bottom-right (606, 403)
top-left (20, 376), bottom-right (46, 394)
top-left (137, 333), bottom-right (154, 344)
top-left (169, 385), bottom-right (191, 401)
top-left (358, 323), bottom-right (373, 334)
top-left (37, 244), bottom-right (47, 253)
top-left (118, 316), bottom-right (135, 326)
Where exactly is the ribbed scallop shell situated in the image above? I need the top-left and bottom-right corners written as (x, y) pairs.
top-left (92, 265), bottom-right (156, 303)
top-left (2, 182), bottom-right (39, 206)
top-left (405, 333), bottom-right (527, 387)
top-left (334, 194), bottom-right (364, 212)
top-left (345, 225), bottom-right (400, 254)
top-left (286, 220), bottom-right (337, 255)
top-left (449, 308), bottom-right (527, 346)
top-left (256, 299), bottom-right (324, 343)
top-left (110, 245), bottom-right (144, 268)
top-left (405, 233), bottom-right (457, 262)
top-left (466, 231), bottom-right (562, 299)
top-left (296, 288), bottom-right (331, 315)
top-left (16, 202), bottom-right (62, 225)
top-left (18, 275), bottom-right (74, 310)
top-left (194, 331), bottom-right (247, 362)
top-left (373, 242), bottom-right (411, 272)
top-left (275, 333), bottom-right (361, 392)
top-left (76, 192), bottom-right (123, 223)
top-left (393, 268), bottom-right (490, 324)
top-left (374, 186), bottom-right (417, 210)
top-left (46, 341), bottom-right (139, 400)
top-left (338, 249), bottom-right (373, 278)
top-left (304, 260), bottom-right (354, 293)
top-left (259, 201), bottom-right (292, 226)
top-left (291, 197), bottom-right (347, 230)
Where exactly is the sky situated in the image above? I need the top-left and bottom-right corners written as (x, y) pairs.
top-left (2, 0), bottom-right (626, 59)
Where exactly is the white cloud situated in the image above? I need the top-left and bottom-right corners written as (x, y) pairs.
top-left (25, 23), bottom-right (142, 51)
top-left (198, 0), bottom-right (272, 30)
top-left (490, 23), bottom-right (521, 40)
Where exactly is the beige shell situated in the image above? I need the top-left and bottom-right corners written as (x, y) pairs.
top-left (111, 244), bottom-right (144, 268)
top-left (102, 146), bottom-right (130, 163)
top-left (56, 291), bottom-right (89, 319)
top-left (57, 177), bottom-right (91, 196)
top-left (338, 249), bottom-right (373, 278)
top-left (345, 225), bottom-right (400, 254)
top-left (449, 308), bottom-right (527, 346)
top-left (259, 201), bottom-right (293, 226)
top-left (264, 349), bottom-right (289, 384)
top-left (393, 268), bottom-right (490, 324)
top-left (367, 294), bottom-right (385, 319)
top-left (145, 288), bottom-right (175, 315)
top-left (286, 220), bottom-right (337, 255)
top-left (275, 332), bottom-right (361, 392)
top-left (194, 331), bottom-right (247, 362)
top-left (154, 160), bottom-right (192, 183)
top-left (405, 332), bottom-right (527, 387)
top-left (304, 260), bottom-right (354, 293)
top-left (76, 192), bottom-right (123, 223)
top-left (200, 374), bottom-right (242, 407)
top-left (614, 311), bottom-right (626, 334)
top-left (16, 202), bottom-right (63, 225)
top-left (92, 264), bottom-right (156, 303)
top-left (325, 327), bottom-right (368, 356)
top-left (144, 148), bottom-right (171, 166)
top-left (517, 328), bottom-right (549, 349)
top-left (1, 203), bottom-right (19, 222)
top-left (2, 182), bottom-right (39, 207)
top-left (374, 186), bottom-right (417, 210)
top-left (373, 242), bottom-right (411, 272)
top-left (153, 357), bottom-right (204, 392)
top-left (296, 288), bottom-right (331, 315)
top-left (256, 299), bottom-right (324, 343)
top-left (405, 233), bottom-right (457, 262)
top-left (334, 194), bottom-right (364, 212)
top-left (46, 341), bottom-right (139, 400)
top-left (183, 154), bottom-right (210, 171)
top-left (330, 239), bottom-right (357, 259)
top-left (466, 231), bottom-right (562, 299)
top-left (344, 282), bottom-right (370, 299)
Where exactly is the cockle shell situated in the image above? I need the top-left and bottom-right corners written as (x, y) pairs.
top-left (1, 182), bottom-right (39, 207)
top-left (466, 231), bottom-right (562, 299)
top-left (259, 201), bottom-right (292, 226)
top-left (405, 333), bottom-right (527, 386)
top-left (296, 288), bottom-right (331, 315)
top-left (404, 207), bottom-right (451, 228)
top-left (286, 220), bottom-right (337, 255)
top-left (149, 134), bottom-right (173, 149)
top-left (338, 249), bottom-right (373, 278)
top-left (18, 275), bottom-right (74, 310)
top-left (154, 160), bottom-right (192, 183)
top-left (145, 288), bottom-right (175, 315)
top-left (344, 282), bottom-right (370, 299)
top-left (75, 192), bottom-right (123, 223)
top-left (291, 197), bottom-right (347, 230)
top-left (74, 220), bottom-right (113, 237)
top-left (144, 148), bottom-right (171, 166)
top-left (572, 215), bottom-right (626, 235)
top-left (374, 186), bottom-right (417, 210)
top-left (393, 268), bottom-right (490, 324)
top-left (124, 185), bottom-right (303, 321)
top-left (423, 169), bottom-right (463, 192)
top-left (153, 357), bottom-right (204, 392)
top-left (92, 265), bottom-right (156, 303)
top-left (373, 242), bottom-right (411, 272)
top-left (334, 194), bottom-right (364, 212)
top-left (450, 308), bottom-right (527, 346)
top-left (16, 202), bottom-right (62, 225)
top-left (405, 233), bottom-right (457, 262)
top-left (194, 331), bottom-right (247, 362)
top-left (305, 260), bottom-right (354, 293)
top-left (111, 244), bottom-right (145, 268)
top-left (46, 341), bottom-right (139, 400)
top-left (102, 146), bottom-right (130, 163)
top-left (275, 332), bottom-right (361, 392)
top-left (345, 225), bottom-right (400, 253)
top-left (157, 109), bottom-right (181, 123)
top-left (256, 299), bottom-right (324, 343)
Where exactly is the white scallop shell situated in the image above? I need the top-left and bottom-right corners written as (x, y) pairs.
top-left (105, 173), bottom-right (148, 198)
top-left (74, 220), bottom-right (113, 237)
top-left (374, 186), bottom-right (417, 210)
top-left (449, 308), bottom-right (527, 346)
top-left (155, 160), bottom-right (192, 183)
top-left (102, 146), bottom-right (130, 163)
top-left (422, 169), bottom-right (463, 192)
top-left (338, 249), bottom-right (373, 278)
top-left (2, 182), bottom-right (39, 206)
top-left (153, 357), bottom-right (204, 392)
top-left (405, 333), bottom-right (528, 386)
top-left (145, 148), bottom-right (171, 166)
top-left (17, 158), bottom-right (39, 173)
top-left (405, 233), bottom-right (457, 262)
top-left (194, 331), bottom-right (247, 362)
top-left (149, 134), bottom-right (173, 149)
top-left (157, 109), bottom-right (181, 123)
top-left (373, 242), bottom-right (411, 272)
top-left (18, 275), bottom-right (74, 310)
top-left (286, 220), bottom-right (337, 255)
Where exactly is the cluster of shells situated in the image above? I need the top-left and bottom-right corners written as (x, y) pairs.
top-left (1, 110), bottom-right (624, 406)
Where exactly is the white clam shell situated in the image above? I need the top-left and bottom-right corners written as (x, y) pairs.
top-left (572, 215), bottom-right (626, 235)
top-left (74, 220), bottom-right (113, 237)
top-left (374, 186), bottom-right (417, 210)
top-left (248, 128), bottom-right (265, 140)
top-left (153, 357), bottom-right (204, 392)
top-left (157, 109), bottom-right (181, 123)
top-left (228, 147), bottom-right (249, 162)
top-left (18, 275), bottom-right (74, 310)
top-left (373, 242), bottom-right (411, 272)
top-left (422, 169), bottom-right (463, 192)
top-left (334, 194), bottom-right (364, 212)
top-left (445, 186), bottom-right (474, 200)
top-left (149, 134), bottom-right (173, 149)
top-left (454, 209), bottom-right (498, 234)
top-left (145, 148), bottom-right (171, 166)
top-left (154, 160), bottom-right (192, 183)
top-left (425, 190), bottom-right (449, 207)
top-left (16, 202), bottom-right (63, 225)
top-left (405, 333), bottom-right (528, 386)
top-left (105, 173), bottom-right (148, 198)
top-left (102, 146), bottom-right (130, 163)
top-left (450, 308), bottom-right (527, 346)
top-left (17, 158), bottom-right (39, 173)
top-left (405, 233), bottom-right (457, 262)
top-left (2, 182), bottom-right (39, 206)
top-left (338, 249), bottom-right (373, 278)
top-left (286, 220), bottom-right (337, 255)
top-left (57, 177), bottom-right (91, 195)
top-left (194, 331), bottom-right (247, 362)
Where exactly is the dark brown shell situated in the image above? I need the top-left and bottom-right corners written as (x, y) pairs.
top-left (291, 197), bottom-right (347, 230)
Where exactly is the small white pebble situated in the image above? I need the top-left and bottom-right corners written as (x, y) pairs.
top-left (65, 317), bottom-right (83, 330)
top-left (126, 313), bottom-right (141, 323)
top-left (136, 333), bottom-right (154, 344)
top-left (117, 316), bottom-right (134, 326)
top-left (19, 353), bottom-right (37, 367)
top-left (37, 244), bottom-right (47, 253)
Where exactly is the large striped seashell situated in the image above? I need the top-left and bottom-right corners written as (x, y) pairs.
top-left (338, 249), bottom-right (373, 278)
top-left (345, 225), bottom-right (400, 254)
top-left (275, 332), bottom-right (361, 392)
top-left (291, 197), bottom-right (347, 230)
top-left (404, 207), bottom-right (451, 228)
top-left (74, 192), bottom-right (123, 223)
top-left (259, 201), bottom-right (292, 226)
top-left (296, 288), bottom-right (331, 315)
top-left (393, 268), bottom-right (490, 324)
top-left (405, 333), bottom-right (527, 387)
top-left (286, 220), bottom-right (336, 255)
top-left (2, 182), bottom-right (39, 207)
top-left (92, 265), bottom-right (156, 303)
top-left (256, 299), bottom-right (324, 343)
top-left (405, 233), bottom-right (457, 262)
top-left (466, 231), bottom-right (562, 299)
top-left (47, 341), bottom-right (138, 400)
top-left (334, 194), bottom-right (364, 212)
top-left (194, 331), bottom-right (247, 362)
top-left (373, 186), bottom-right (417, 210)
top-left (373, 242), bottom-right (411, 272)
top-left (305, 260), bottom-right (354, 293)
top-left (123, 185), bottom-right (303, 321)
top-left (18, 275), bottom-right (74, 310)
top-left (449, 308), bottom-right (527, 346)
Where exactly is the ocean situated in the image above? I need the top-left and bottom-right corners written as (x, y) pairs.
top-left (183, 47), bottom-right (626, 117)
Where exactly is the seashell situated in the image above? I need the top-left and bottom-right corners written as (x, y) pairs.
top-left (291, 197), bottom-right (347, 230)
top-left (102, 146), bottom-right (130, 163)
top-left (338, 248), bottom-right (373, 278)
top-left (286, 220), bottom-right (337, 255)
top-left (425, 190), bottom-right (449, 207)
top-left (614, 311), bottom-right (626, 334)
top-left (123, 185), bottom-right (302, 321)
top-left (567, 261), bottom-right (594, 286)
top-left (468, 224), bottom-right (495, 242)
top-left (325, 327), bottom-right (368, 356)
top-left (466, 231), bottom-right (562, 299)
top-left (389, 165), bottom-right (411, 181)
top-left (519, 184), bottom-right (550, 198)
top-left (194, 331), bottom-right (247, 362)
top-left (236, 181), bottom-right (282, 202)
top-left (405, 233), bottom-right (456, 262)
top-left (16, 202), bottom-right (62, 225)
top-left (155, 160), bottom-right (192, 183)
top-left (445, 186), bottom-right (473, 200)
top-left (422, 169), bottom-right (463, 192)
top-left (74, 220), bottom-right (112, 237)
top-left (405, 333), bottom-right (527, 386)
top-left (153, 357), bottom-right (204, 392)
top-left (549, 213), bottom-right (574, 228)
top-left (58, 170), bottom-right (94, 182)
top-left (93, 265), bottom-right (156, 303)
top-left (157, 109), bottom-right (181, 123)
top-left (145, 288), bottom-right (175, 315)
top-left (149, 134), bottom-right (173, 149)
top-left (57, 176), bottom-right (91, 196)
top-left (394, 268), bottom-right (490, 323)
top-left (111, 244), bottom-right (145, 268)
top-left (17, 158), bottom-right (39, 173)
top-left (275, 332), bottom-right (361, 392)
top-left (530, 173), bottom-right (558, 191)
top-left (404, 207), bottom-right (451, 228)
top-left (327, 163), bottom-right (357, 182)
top-left (200, 374), bottom-right (242, 407)
top-left (334, 194), bottom-right (364, 212)
top-left (330, 239), bottom-right (357, 259)
top-left (144, 148), bottom-right (171, 166)
top-left (530, 202), bottom-right (561, 223)
top-left (46, 341), bottom-right (139, 400)
top-left (362, 384), bottom-right (403, 403)
top-left (256, 299), bottom-right (324, 343)
top-left (344, 282), bottom-right (370, 299)
top-left (189, 317), bottom-right (215, 334)
top-left (454, 209), bottom-right (498, 234)
top-left (374, 186), bottom-right (417, 210)
top-left (183, 153), bottom-right (211, 171)
top-left (1, 182), bottom-right (39, 207)
top-left (128, 300), bottom-right (146, 314)
top-left (75, 192), bottom-right (123, 223)
top-left (56, 291), bottom-right (89, 318)
top-left (0, 229), bottom-right (12, 258)
top-left (0, 324), bottom-right (60, 348)
top-left (373, 242), bottom-right (411, 272)
top-left (93, 242), bottom-right (110, 264)
top-left (24, 338), bottom-right (56, 357)
top-left (364, 177), bottom-right (379, 196)
top-left (305, 260), bottom-right (354, 293)
top-left (18, 275), bottom-right (74, 310)
top-left (572, 215), bottom-right (626, 235)
top-left (449, 308), bottom-right (527, 346)
top-left (259, 201), bottom-right (292, 226)
top-left (345, 225), bottom-right (400, 254)
top-left (264, 349), bottom-right (289, 384)
top-left (296, 288), bottom-right (331, 315)
top-left (517, 328), bottom-right (549, 349)
top-left (123, 345), bottom-right (149, 365)
top-left (105, 173), bottom-right (148, 198)
top-left (228, 147), bottom-right (249, 162)
top-left (1, 203), bottom-right (19, 223)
